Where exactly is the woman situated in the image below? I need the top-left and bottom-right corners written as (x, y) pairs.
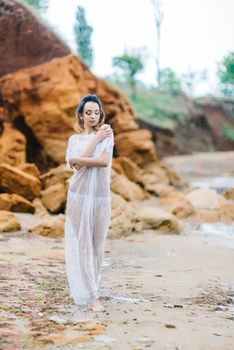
top-left (64, 94), bottom-right (114, 312)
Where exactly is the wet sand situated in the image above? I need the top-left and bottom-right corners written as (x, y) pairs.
top-left (0, 227), bottom-right (234, 350)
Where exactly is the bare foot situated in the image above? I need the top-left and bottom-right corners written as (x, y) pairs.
top-left (91, 298), bottom-right (105, 312)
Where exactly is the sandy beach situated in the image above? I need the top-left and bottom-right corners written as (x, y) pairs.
top-left (1, 222), bottom-right (234, 349)
top-left (1, 152), bottom-right (234, 349)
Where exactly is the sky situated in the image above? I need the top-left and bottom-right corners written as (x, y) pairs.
top-left (46, 0), bottom-right (234, 96)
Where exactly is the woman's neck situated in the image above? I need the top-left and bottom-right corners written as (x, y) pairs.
top-left (81, 127), bottom-right (96, 135)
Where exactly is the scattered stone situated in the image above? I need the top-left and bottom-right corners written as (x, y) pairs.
top-left (108, 192), bottom-right (143, 239)
top-left (19, 163), bottom-right (40, 178)
top-left (0, 210), bottom-right (21, 232)
top-left (224, 188), bottom-right (234, 200)
top-left (0, 163), bottom-right (41, 200)
top-left (41, 183), bottom-right (66, 213)
top-left (111, 169), bottom-right (147, 202)
top-left (138, 206), bottom-right (180, 234)
top-left (0, 193), bottom-right (35, 213)
top-left (196, 204), bottom-right (234, 224)
top-left (185, 188), bottom-right (226, 210)
top-left (28, 214), bottom-right (64, 237)
top-left (165, 323), bottom-right (176, 328)
top-left (32, 198), bottom-right (49, 217)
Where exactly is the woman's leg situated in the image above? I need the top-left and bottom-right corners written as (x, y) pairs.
top-left (91, 199), bottom-right (111, 311)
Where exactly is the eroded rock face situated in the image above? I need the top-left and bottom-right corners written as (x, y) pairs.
top-left (0, 122), bottom-right (26, 166)
top-left (0, 0), bottom-right (70, 78)
top-left (0, 54), bottom-right (157, 168)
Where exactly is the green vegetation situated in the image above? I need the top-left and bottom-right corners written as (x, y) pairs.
top-left (218, 51), bottom-right (234, 96)
top-left (221, 124), bottom-right (234, 141)
top-left (74, 6), bottom-right (94, 68)
top-left (22, 0), bottom-right (49, 14)
top-left (104, 75), bottom-right (189, 129)
top-left (112, 50), bottom-right (144, 100)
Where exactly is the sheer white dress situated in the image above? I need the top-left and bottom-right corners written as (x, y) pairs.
top-left (64, 132), bottom-right (114, 305)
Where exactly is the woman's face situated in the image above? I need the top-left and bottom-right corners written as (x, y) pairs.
top-left (82, 101), bottom-right (100, 127)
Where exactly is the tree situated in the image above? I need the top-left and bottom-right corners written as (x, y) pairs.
top-left (74, 6), bottom-right (93, 68)
top-left (112, 49), bottom-right (144, 99)
top-left (159, 68), bottom-right (182, 95)
top-left (181, 67), bottom-right (207, 96)
top-left (151, 0), bottom-right (163, 87)
top-left (23, 0), bottom-right (49, 15)
top-left (218, 51), bottom-right (234, 96)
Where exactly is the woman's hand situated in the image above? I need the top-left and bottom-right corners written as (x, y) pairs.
top-left (94, 124), bottom-right (113, 144)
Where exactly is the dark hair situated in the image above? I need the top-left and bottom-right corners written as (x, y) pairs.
top-left (74, 94), bottom-right (105, 133)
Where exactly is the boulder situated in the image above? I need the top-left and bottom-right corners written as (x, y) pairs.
top-left (0, 122), bottom-right (26, 166)
top-left (114, 129), bottom-right (157, 166)
top-left (0, 210), bottom-right (21, 232)
top-left (138, 206), bottom-right (180, 233)
top-left (224, 188), bottom-right (234, 200)
top-left (162, 164), bottom-right (188, 188)
top-left (19, 163), bottom-right (40, 178)
top-left (0, 163), bottom-right (41, 200)
top-left (185, 188), bottom-right (226, 210)
top-left (196, 204), bottom-right (234, 224)
top-left (108, 192), bottom-right (143, 239)
top-left (40, 164), bottom-right (72, 190)
top-left (146, 183), bottom-right (176, 197)
top-left (32, 198), bottom-right (49, 217)
top-left (41, 183), bottom-right (67, 213)
top-left (0, 193), bottom-right (35, 213)
top-left (159, 192), bottom-right (194, 219)
top-left (111, 169), bottom-right (147, 202)
top-left (112, 157), bottom-right (144, 185)
top-left (28, 214), bottom-right (65, 238)
top-left (142, 162), bottom-right (170, 186)
top-left (169, 199), bottom-right (194, 219)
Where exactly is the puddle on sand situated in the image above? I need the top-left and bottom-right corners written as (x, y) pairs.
top-left (183, 221), bottom-right (234, 238)
top-left (189, 174), bottom-right (234, 192)
top-left (199, 223), bottom-right (234, 238)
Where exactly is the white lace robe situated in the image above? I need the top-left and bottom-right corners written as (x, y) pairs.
top-left (64, 132), bottom-right (114, 305)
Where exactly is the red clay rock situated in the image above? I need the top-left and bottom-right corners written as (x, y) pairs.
top-left (0, 193), bottom-right (35, 213)
top-left (19, 163), bottom-right (40, 178)
top-left (0, 0), bottom-right (70, 78)
top-left (0, 54), bottom-right (157, 168)
top-left (0, 210), bottom-right (21, 232)
top-left (0, 122), bottom-right (26, 166)
top-left (0, 163), bottom-right (41, 200)
top-left (41, 183), bottom-right (67, 213)
top-left (111, 169), bottom-right (147, 202)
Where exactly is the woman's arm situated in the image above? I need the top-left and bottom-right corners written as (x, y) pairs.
top-left (70, 149), bottom-right (110, 170)
top-left (78, 127), bottom-right (113, 158)
top-left (70, 126), bottom-right (113, 170)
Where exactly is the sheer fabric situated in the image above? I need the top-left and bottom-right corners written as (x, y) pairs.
top-left (64, 132), bottom-right (114, 305)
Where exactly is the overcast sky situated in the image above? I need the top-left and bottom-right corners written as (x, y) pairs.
top-left (46, 0), bottom-right (234, 96)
